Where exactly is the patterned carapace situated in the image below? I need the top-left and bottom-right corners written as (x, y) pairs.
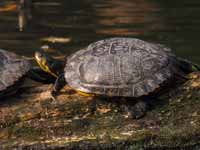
top-left (64, 38), bottom-right (177, 97)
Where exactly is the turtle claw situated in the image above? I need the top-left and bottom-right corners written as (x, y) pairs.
top-left (50, 94), bottom-right (56, 101)
top-left (50, 95), bottom-right (57, 104)
top-left (50, 90), bottom-right (58, 104)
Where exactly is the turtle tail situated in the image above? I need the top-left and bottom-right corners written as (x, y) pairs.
top-left (177, 57), bottom-right (200, 74)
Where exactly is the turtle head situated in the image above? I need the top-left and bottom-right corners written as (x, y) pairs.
top-left (34, 51), bottom-right (59, 78)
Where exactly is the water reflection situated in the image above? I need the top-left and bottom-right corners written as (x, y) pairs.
top-left (92, 0), bottom-right (163, 36)
top-left (0, 0), bottom-right (199, 63)
top-left (18, 0), bottom-right (32, 31)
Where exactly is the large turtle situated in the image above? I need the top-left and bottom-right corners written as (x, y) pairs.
top-left (34, 37), bottom-right (199, 118)
top-left (0, 49), bottom-right (55, 98)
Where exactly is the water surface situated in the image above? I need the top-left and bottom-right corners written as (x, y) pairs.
top-left (0, 0), bottom-right (200, 63)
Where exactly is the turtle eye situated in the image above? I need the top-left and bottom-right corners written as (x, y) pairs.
top-left (39, 53), bottom-right (42, 57)
top-left (35, 51), bottom-right (43, 59)
top-left (38, 52), bottom-right (43, 57)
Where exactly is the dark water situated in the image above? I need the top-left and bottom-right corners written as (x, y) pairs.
top-left (0, 0), bottom-right (200, 63)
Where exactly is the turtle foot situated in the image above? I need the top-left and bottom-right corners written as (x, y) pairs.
top-left (121, 100), bottom-right (148, 119)
top-left (50, 90), bottom-right (58, 104)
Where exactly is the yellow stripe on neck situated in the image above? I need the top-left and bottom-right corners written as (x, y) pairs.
top-left (36, 59), bottom-right (58, 78)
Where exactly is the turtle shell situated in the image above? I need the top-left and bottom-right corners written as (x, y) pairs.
top-left (64, 38), bottom-right (178, 97)
top-left (0, 49), bottom-right (30, 92)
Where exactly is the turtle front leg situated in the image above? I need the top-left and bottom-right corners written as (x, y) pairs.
top-left (51, 73), bottom-right (66, 100)
top-left (27, 66), bottom-right (56, 83)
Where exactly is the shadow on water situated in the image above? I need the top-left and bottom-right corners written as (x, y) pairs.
top-left (0, 0), bottom-right (199, 63)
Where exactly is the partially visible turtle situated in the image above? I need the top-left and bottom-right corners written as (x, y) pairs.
top-left (34, 37), bottom-right (199, 118)
top-left (0, 49), bottom-right (54, 98)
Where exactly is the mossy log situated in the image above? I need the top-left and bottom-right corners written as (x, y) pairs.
top-left (0, 72), bottom-right (200, 149)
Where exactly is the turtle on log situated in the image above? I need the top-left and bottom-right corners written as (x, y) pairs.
top-left (34, 38), bottom-right (199, 118)
top-left (0, 49), bottom-right (55, 98)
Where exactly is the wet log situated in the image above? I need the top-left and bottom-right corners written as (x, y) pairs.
top-left (0, 72), bottom-right (200, 149)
